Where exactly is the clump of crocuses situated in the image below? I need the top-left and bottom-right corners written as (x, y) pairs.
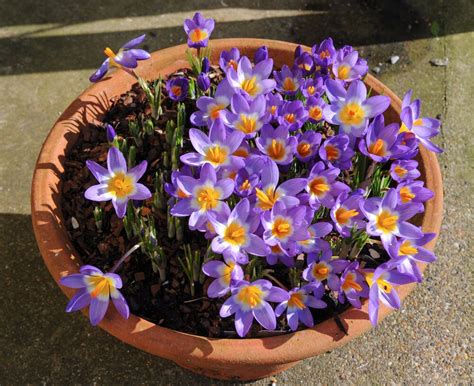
top-left (61, 12), bottom-right (441, 337)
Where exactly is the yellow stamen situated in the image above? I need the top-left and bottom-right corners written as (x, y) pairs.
top-left (228, 59), bottom-right (238, 71)
top-left (335, 207), bottom-right (359, 225)
top-left (271, 217), bottom-right (292, 239)
top-left (309, 106), bottom-right (322, 121)
top-left (236, 114), bottom-right (257, 134)
top-left (241, 76), bottom-right (259, 96)
top-left (255, 187), bottom-right (280, 210)
top-left (325, 144), bottom-right (340, 161)
top-left (223, 222), bottom-right (247, 246)
top-left (284, 113), bottom-right (296, 123)
top-left (282, 77), bottom-right (297, 92)
top-left (171, 85), bottom-right (182, 97)
top-left (205, 145), bottom-right (228, 166)
top-left (375, 210), bottom-right (399, 233)
top-left (267, 139), bottom-right (286, 161)
top-left (288, 292), bottom-right (306, 310)
top-left (399, 240), bottom-right (418, 256)
top-left (87, 275), bottom-right (113, 299)
top-left (365, 272), bottom-right (392, 293)
top-left (297, 142), bottom-right (312, 158)
top-left (339, 102), bottom-right (365, 126)
top-left (368, 139), bottom-right (387, 157)
top-left (307, 85), bottom-right (316, 95)
top-left (308, 176), bottom-right (330, 197)
top-left (338, 65), bottom-right (351, 80)
top-left (341, 272), bottom-right (362, 292)
top-left (195, 186), bottom-right (221, 211)
top-left (240, 179), bottom-right (251, 191)
top-left (312, 262), bottom-right (330, 281)
top-left (237, 285), bottom-right (264, 308)
top-left (209, 104), bottom-right (225, 120)
top-left (320, 50), bottom-right (330, 59)
top-left (189, 28), bottom-right (208, 43)
top-left (394, 165), bottom-right (407, 178)
top-left (107, 172), bottom-right (134, 199)
top-left (104, 47), bottom-right (120, 68)
top-left (177, 188), bottom-right (190, 199)
top-left (399, 186), bottom-right (416, 203)
top-left (233, 147), bottom-right (249, 158)
top-left (221, 262), bottom-right (235, 285)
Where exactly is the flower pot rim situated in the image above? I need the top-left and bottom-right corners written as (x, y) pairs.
top-left (31, 38), bottom-right (443, 372)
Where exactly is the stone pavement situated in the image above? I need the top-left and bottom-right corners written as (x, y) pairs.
top-left (0, 0), bottom-right (472, 384)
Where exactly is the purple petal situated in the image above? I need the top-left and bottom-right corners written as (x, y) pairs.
top-left (397, 221), bottom-right (424, 239)
top-left (267, 287), bottom-right (290, 302)
top-left (129, 183), bottom-right (152, 200)
top-left (89, 59), bottom-right (110, 82)
top-left (170, 199), bottom-right (194, 216)
top-left (189, 128), bottom-right (210, 155)
top-left (127, 49), bottom-right (150, 60)
top-left (253, 301), bottom-right (276, 330)
top-left (107, 147), bottom-right (127, 174)
top-left (60, 274), bottom-right (86, 289)
top-left (235, 310), bottom-right (253, 337)
top-left (122, 34), bottom-right (146, 49)
top-left (245, 234), bottom-right (268, 256)
top-left (112, 199), bottom-right (128, 218)
top-left (111, 290), bottom-right (130, 319)
top-left (298, 307), bottom-right (314, 328)
top-left (287, 309), bottom-right (299, 331)
top-left (86, 160), bottom-right (110, 183)
top-left (128, 160), bottom-right (147, 181)
top-left (364, 95), bottom-right (391, 118)
top-left (114, 51), bottom-right (138, 69)
top-left (368, 285), bottom-right (380, 326)
top-left (89, 297), bottom-right (110, 326)
top-left (84, 184), bottom-right (113, 202)
top-left (380, 288), bottom-right (401, 310)
top-left (220, 297), bottom-right (237, 317)
top-left (65, 289), bottom-right (91, 312)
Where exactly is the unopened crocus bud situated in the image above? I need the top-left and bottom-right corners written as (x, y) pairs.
top-left (254, 46), bottom-right (268, 64)
top-left (197, 72), bottom-right (210, 92)
top-left (106, 124), bottom-right (116, 142)
top-left (294, 44), bottom-right (304, 59)
top-left (201, 57), bottom-right (210, 73)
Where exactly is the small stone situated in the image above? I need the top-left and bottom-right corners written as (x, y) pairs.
top-left (389, 55), bottom-right (400, 64)
top-left (369, 248), bottom-right (381, 259)
top-left (430, 57), bottom-right (449, 66)
top-left (71, 217), bottom-right (79, 229)
top-left (134, 272), bottom-right (145, 282)
top-left (372, 66), bottom-right (381, 74)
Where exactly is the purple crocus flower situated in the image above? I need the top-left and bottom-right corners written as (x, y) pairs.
top-left (365, 263), bottom-right (416, 325)
top-left (84, 147), bottom-right (151, 218)
top-left (294, 51), bottom-right (315, 76)
top-left (323, 79), bottom-right (391, 137)
top-left (89, 34), bottom-right (150, 82)
top-left (273, 65), bottom-right (303, 95)
top-left (262, 201), bottom-right (309, 253)
top-left (234, 156), bottom-right (264, 197)
top-left (166, 77), bottom-right (189, 102)
top-left (254, 46), bottom-right (268, 64)
top-left (390, 160), bottom-right (420, 183)
top-left (265, 92), bottom-right (283, 122)
top-left (202, 258), bottom-right (244, 298)
top-left (360, 188), bottom-right (424, 249)
top-left (183, 12), bottom-right (215, 48)
top-left (400, 90), bottom-right (442, 153)
top-left (296, 221), bottom-right (333, 255)
top-left (396, 180), bottom-right (434, 205)
top-left (60, 265), bottom-right (129, 326)
top-left (337, 261), bottom-right (369, 308)
top-left (191, 79), bottom-right (234, 127)
top-left (180, 122), bottom-right (245, 170)
top-left (197, 72), bottom-right (211, 92)
top-left (319, 134), bottom-right (354, 170)
top-left (277, 100), bottom-right (308, 131)
top-left (301, 77), bottom-right (324, 98)
top-left (220, 279), bottom-right (289, 337)
top-left (170, 163), bottom-right (234, 229)
top-left (306, 96), bottom-right (326, 123)
top-left (254, 159), bottom-right (306, 211)
top-left (295, 131), bottom-right (322, 163)
top-left (208, 198), bottom-right (268, 263)
top-left (312, 38), bottom-right (336, 68)
top-left (332, 47), bottom-right (368, 82)
top-left (330, 189), bottom-right (366, 237)
top-left (275, 284), bottom-right (327, 331)
top-left (226, 93), bottom-right (269, 137)
top-left (164, 166), bottom-right (195, 201)
top-left (256, 124), bottom-right (297, 165)
top-left (219, 47), bottom-right (240, 71)
top-left (303, 252), bottom-right (349, 291)
top-left (358, 114), bottom-right (408, 162)
top-left (304, 161), bottom-right (350, 210)
top-left (388, 233), bottom-right (437, 282)
top-left (226, 56), bottom-right (276, 99)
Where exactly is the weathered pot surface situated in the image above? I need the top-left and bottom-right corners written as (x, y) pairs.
top-left (31, 39), bottom-right (443, 381)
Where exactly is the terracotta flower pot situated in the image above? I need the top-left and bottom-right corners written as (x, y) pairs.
top-left (31, 39), bottom-right (443, 381)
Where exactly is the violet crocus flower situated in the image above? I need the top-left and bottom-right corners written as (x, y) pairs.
top-left (183, 12), bottom-right (215, 48)
top-left (306, 96), bottom-right (326, 123)
top-left (323, 79), bottom-right (391, 137)
top-left (358, 114), bottom-right (408, 162)
top-left (337, 261), bottom-right (369, 308)
top-left (294, 51), bottom-right (315, 76)
top-left (296, 221), bottom-right (333, 255)
top-left (262, 201), bottom-right (309, 253)
top-left (256, 124), bottom-right (297, 165)
top-left (319, 134), bottom-right (354, 170)
top-left (220, 279), bottom-right (289, 337)
top-left (234, 156), bottom-right (265, 197)
top-left (226, 56), bottom-right (276, 99)
top-left (301, 77), bottom-right (324, 98)
top-left (164, 166), bottom-right (195, 201)
top-left (170, 163), bottom-right (234, 229)
top-left (332, 47), bottom-right (368, 82)
top-left (202, 258), bottom-right (244, 298)
top-left (166, 77), bottom-right (189, 102)
top-left (396, 180), bottom-right (434, 205)
top-left (89, 34), bottom-right (150, 82)
top-left (303, 252), bottom-right (349, 291)
top-left (254, 46), bottom-right (268, 64)
top-left (295, 131), bottom-right (322, 163)
top-left (254, 159), bottom-right (307, 211)
top-left (330, 189), bottom-right (366, 237)
top-left (197, 72), bottom-right (211, 92)
top-left (360, 188), bottom-right (424, 249)
top-left (60, 265), bottom-right (129, 326)
top-left (365, 263), bottom-right (416, 325)
top-left (400, 90), bottom-right (442, 153)
top-left (275, 284), bottom-right (327, 331)
top-left (312, 38), bottom-right (336, 68)
top-left (277, 100), bottom-right (308, 131)
top-left (208, 198), bottom-right (269, 263)
top-left (390, 160), bottom-right (420, 183)
top-left (226, 94), bottom-right (269, 137)
top-left (84, 147), bottom-right (151, 218)
top-left (219, 47), bottom-right (240, 71)
top-left (191, 79), bottom-right (234, 127)
top-left (388, 233), bottom-right (437, 282)
top-left (265, 92), bottom-right (283, 122)
top-left (273, 65), bottom-right (303, 95)
top-left (180, 122), bottom-right (245, 170)
top-left (304, 161), bottom-right (350, 210)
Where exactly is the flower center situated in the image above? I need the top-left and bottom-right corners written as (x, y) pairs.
top-left (309, 106), bottom-right (322, 121)
top-left (284, 113), bottom-right (296, 123)
top-left (325, 144), bottom-right (340, 160)
top-left (267, 139), bottom-right (286, 161)
top-left (209, 104), bottom-right (225, 120)
top-left (335, 207), bottom-right (359, 225)
top-left (237, 285), bottom-right (264, 308)
top-left (339, 102), bottom-right (365, 126)
top-left (399, 240), bottom-right (418, 256)
top-left (241, 76), bottom-right (259, 96)
top-left (368, 139), bottom-right (387, 157)
top-left (309, 176), bottom-right (330, 197)
top-left (107, 172), bottom-right (134, 199)
top-left (221, 262), bottom-right (235, 285)
top-left (271, 217), bottom-right (292, 239)
top-left (320, 49), bottom-right (331, 59)
top-left (338, 65), bottom-right (351, 80)
top-left (171, 85), bottom-right (182, 97)
top-left (375, 209), bottom-right (399, 233)
top-left (228, 59), bottom-right (238, 70)
top-left (269, 105), bottom-right (277, 115)
top-left (205, 145), bottom-right (228, 166)
top-left (341, 272), bottom-right (363, 292)
top-left (87, 275), bottom-right (113, 299)
top-left (223, 222), bottom-right (247, 246)
top-left (365, 273), bottom-right (392, 293)
top-left (255, 187), bottom-right (280, 210)
top-left (236, 114), bottom-right (257, 134)
top-left (312, 262), bottom-right (330, 281)
top-left (196, 186), bottom-right (221, 211)
top-left (297, 142), bottom-right (312, 158)
top-left (288, 292), bottom-right (306, 310)
top-left (399, 186), bottom-right (415, 203)
top-left (307, 85), bottom-right (316, 95)
top-left (189, 28), bottom-right (208, 43)
top-left (394, 165), bottom-right (407, 178)
top-left (104, 47), bottom-right (120, 67)
top-left (282, 77), bottom-right (297, 92)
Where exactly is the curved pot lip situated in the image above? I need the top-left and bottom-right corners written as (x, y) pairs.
top-left (31, 38), bottom-right (443, 366)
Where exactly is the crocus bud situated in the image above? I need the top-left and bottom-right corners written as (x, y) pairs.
top-left (197, 72), bottom-right (210, 92)
top-left (106, 124), bottom-right (116, 142)
top-left (254, 46), bottom-right (268, 64)
top-left (201, 57), bottom-right (210, 73)
top-left (294, 45), bottom-right (304, 59)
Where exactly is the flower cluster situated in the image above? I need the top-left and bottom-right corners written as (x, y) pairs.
top-left (61, 13), bottom-right (441, 336)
